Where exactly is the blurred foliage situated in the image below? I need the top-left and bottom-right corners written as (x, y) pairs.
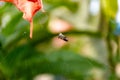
top-left (101, 0), bottom-right (118, 19)
top-left (0, 0), bottom-right (120, 80)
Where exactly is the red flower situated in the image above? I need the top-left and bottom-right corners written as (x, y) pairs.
top-left (0, 0), bottom-right (44, 38)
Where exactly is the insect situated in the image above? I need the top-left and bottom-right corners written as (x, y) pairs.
top-left (58, 33), bottom-right (68, 42)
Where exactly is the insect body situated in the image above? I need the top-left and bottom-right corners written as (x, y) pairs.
top-left (58, 33), bottom-right (68, 42)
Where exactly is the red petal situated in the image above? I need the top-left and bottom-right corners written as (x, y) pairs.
top-left (0, 0), bottom-right (43, 38)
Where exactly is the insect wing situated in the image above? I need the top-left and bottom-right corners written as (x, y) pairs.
top-left (58, 33), bottom-right (68, 42)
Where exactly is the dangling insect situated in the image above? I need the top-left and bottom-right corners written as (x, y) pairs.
top-left (58, 33), bottom-right (68, 42)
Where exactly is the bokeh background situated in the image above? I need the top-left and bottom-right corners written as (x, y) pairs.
top-left (0, 0), bottom-right (120, 80)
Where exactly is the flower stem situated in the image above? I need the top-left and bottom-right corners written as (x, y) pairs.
top-left (30, 20), bottom-right (33, 39)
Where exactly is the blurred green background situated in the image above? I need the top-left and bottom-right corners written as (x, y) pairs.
top-left (0, 0), bottom-right (120, 80)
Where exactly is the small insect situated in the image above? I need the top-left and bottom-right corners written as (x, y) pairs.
top-left (58, 33), bottom-right (68, 42)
